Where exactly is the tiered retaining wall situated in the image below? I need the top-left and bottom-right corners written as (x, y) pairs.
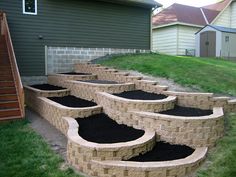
top-left (68, 81), bottom-right (135, 101)
top-left (90, 147), bottom-right (208, 177)
top-left (96, 91), bottom-right (224, 148)
top-left (24, 86), bottom-right (70, 112)
top-left (96, 92), bottom-right (176, 121)
top-left (131, 108), bottom-right (224, 148)
top-left (65, 117), bottom-right (156, 176)
top-left (48, 74), bottom-right (97, 88)
top-left (75, 63), bottom-right (236, 113)
top-left (164, 91), bottom-right (236, 113)
top-left (36, 97), bottom-right (102, 135)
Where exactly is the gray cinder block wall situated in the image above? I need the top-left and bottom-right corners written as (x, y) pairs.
top-left (21, 47), bottom-right (148, 85)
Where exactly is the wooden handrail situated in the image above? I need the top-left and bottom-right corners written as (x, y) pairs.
top-left (0, 12), bottom-right (25, 118)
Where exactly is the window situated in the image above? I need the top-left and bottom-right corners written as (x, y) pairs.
top-left (23, 0), bottom-right (37, 15)
top-left (225, 36), bottom-right (229, 42)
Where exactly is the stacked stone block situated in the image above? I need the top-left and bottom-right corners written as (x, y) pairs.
top-left (48, 73), bottom-right (97, 88)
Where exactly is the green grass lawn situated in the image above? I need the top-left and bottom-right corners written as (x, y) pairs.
top-left (0, 120), bottom-right (83, 177)
top-left (197, 113), bottom-right (236, 177)
top-left (99, 54), bottom-right (236, 96)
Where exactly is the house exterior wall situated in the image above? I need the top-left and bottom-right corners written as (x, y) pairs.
top-left (195, 26), bottom-right (222, 57)
top-left (221, 32), bottom-right (236, 58)
top-left (152, 26), bottom-right (178, 55)
top-left (46, 47), bottom-right (147, 74)
top-left (177, 25), bottom-right (201, 55)
top-left (0, 0), bottom-right (151, 76)
top-left (213, 4), bottom-right (231, 27)
top-left (231, 1), bottom-right (236, 28)
top-left (152, 25), bottom-right (200, 56)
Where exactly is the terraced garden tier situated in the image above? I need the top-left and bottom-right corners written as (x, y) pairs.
top-left (30, 84), bottom-right (66, 91)
top-left (78, 80), bottom-right (120, 84)
top-left (48, 73), bottom-right (98, 88)
top-left (68, 80), bottom-right (135, 101)
top-left (59, 72), bottom-right (92, 75)
top-left (128, 141), bottom-right (194, 162)
top-left (113, 90), bottom-right (167, 100)
top-left (77, 113), bottom-right (144, 143)
top-left (48, 95), bottom-right (97, 108)
top-left (159, 105), bottom-right (213, 116)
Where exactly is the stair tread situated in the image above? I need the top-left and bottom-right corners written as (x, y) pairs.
top-left (0, 100), bottom-right (18, 103)
top-left (0, 116), bottom-right (23, 121)
top-left (0, 108), bottom-right (19, 111)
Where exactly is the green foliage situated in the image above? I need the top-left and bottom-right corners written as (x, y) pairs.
top-left (100, 53), bottom-right (236, 96)
top-left (0, 120), bottom-right (82, 177)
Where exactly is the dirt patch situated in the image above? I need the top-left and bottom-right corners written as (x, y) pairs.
top-left (113, 90), bottom-right (167, 100)
top-left (127, 141), bottom-right (194, 162)
top-left (129, 71), bottom-right (201, 92)
top-left (48, 95), bottom-right (97, 108)
top-left (76, 113), bottom-right (144, 144)
top-left (59, 72), bottom-right (92, 75)
top-left (159, 105), bottom-right (213, 117)
top-left (27, 108), bottom-right (67, 160)
top-left (78, 80), bottom-right (119, 84)
top-left (30, 84), bottom-right (66, 91)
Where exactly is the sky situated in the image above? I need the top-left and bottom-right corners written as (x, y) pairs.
top-left (155, 0), bottom-right (220, 8)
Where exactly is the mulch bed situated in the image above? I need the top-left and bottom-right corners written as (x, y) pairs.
top-left (78, 80), bottom-right (119, 84)
top-left (59, 72), bottom-right (92, 75)
top-left (158, 105), bottom-right (213, 116)
top-left (76, 113), bottom-right (144, 143)
top-left (113, 90), bottom-right (167, 100)
top-left (127, 141), bottom-right (194, 162)
top-left (48, 95), bottom-right (97, 108)
top-left (30, 84), bottom-right (66, 91)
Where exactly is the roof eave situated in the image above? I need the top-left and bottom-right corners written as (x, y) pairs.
top-left (97, 0), bottom-right (162, 8)
top-left (152, 22), bottom-right (204, 29)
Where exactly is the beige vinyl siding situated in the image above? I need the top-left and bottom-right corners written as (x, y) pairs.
top-left (177, 25), bottom-right (201, 55)
top-left (214, 5), bottom-right (231, 27)
top-left (221, 32), bottom-right (236, 58)
top-left (231, 2), bottom-right (236, 28)
top-left (152, 26), bottom-right (178, 55)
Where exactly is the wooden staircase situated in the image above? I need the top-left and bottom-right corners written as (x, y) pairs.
top-left (0, 12), bottom-right (25, 120)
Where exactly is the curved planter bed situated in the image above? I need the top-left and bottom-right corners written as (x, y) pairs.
top-left (95, 91), bottom-right (176, 126)
top-left (163, 91), bottom-right (234, 112)
top-left (35, 95), bottom-right (102, 135)
top-left (65, 115), bottom-right (156, 175)
top-left (67, 80), bottom-right (135, 101)
top-left (91, 147), bottom-right (207, 177)
top-left (48, 73), bottom-right (97, 88)
top-left (24, 84), bottom-right (70, 111)
top-left (131, 107), bottom-right (224, 148)
top-left (75, 63), bottom-right (144, 83)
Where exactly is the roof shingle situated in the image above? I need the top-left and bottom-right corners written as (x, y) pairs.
top-left (152, 0), bottom-right (232, 27)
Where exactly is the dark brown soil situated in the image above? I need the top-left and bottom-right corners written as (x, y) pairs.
top-left (48, 95), bottom-right (97, 108)
top-left (59, 72), bottom-right (92, 75)
top-left (78, 80), bottom-right (119, 84)
top-left (30, 84), bottom-right (66, 91)
top-left (127, 141), bottom-right (194, 162)
top-left (159, 105), bottom-right (213, 116)
top-left (113, 90), bottom-right (167, 100)
top-left (76, 113), bottom-right (144, 143)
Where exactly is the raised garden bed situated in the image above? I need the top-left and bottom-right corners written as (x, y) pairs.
top-left (30, 84), bottom-right (66, 91)
top-left (113, 90), bottom-right (167, 100)
top-left (158, 105), bottom-right (213, 116)
top-left (48, 95), bottom-right (97, 108)
top-left (128, 141), bottom-right (194, 162)
top-left (59, 72), bottom-right (92, 75)
top-left (77, 113), bottom-right (144, 143)
top-left (78, 80), bottom-right (120, 84)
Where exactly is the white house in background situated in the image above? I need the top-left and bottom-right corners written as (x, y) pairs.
top-left (196, 25), bottom-right (236, 59)
top-left (152, 0), bottom-right (236, 56)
